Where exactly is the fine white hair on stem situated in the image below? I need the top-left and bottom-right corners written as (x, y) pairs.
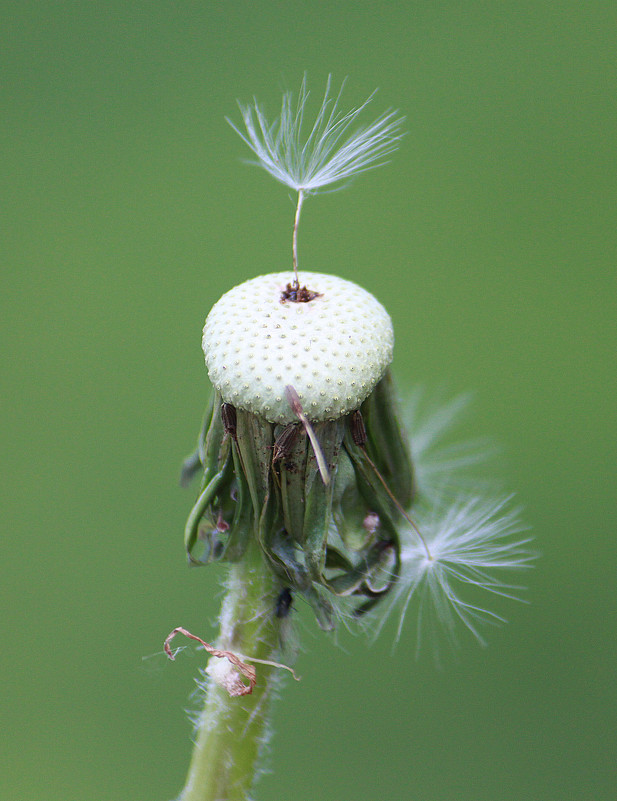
top-left (226, 74), bottom-right (405, 193)
top-left (377, 494), bottom-right (534, 650)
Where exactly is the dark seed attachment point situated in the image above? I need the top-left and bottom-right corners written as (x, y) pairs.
top-left (280, 283), bottom-right (322, 304)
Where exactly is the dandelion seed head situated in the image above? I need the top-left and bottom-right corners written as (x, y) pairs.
top-left (227, 74), bottom-right (405, 193)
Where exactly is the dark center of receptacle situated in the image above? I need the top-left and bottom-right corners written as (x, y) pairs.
top-left (280, 283), bottom-right (322, 303)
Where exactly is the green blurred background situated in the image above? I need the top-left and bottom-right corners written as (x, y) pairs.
top-left (2, 2), bottom-right (615, 799)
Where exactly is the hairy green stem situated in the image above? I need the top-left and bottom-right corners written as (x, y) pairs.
top-left (176, 543), bottom-right (284, 801)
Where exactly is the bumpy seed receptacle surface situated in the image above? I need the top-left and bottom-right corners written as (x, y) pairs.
top-left (203, 271), bottom-right (394, 424)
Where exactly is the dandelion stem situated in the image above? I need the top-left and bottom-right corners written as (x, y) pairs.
top-left (292, 189), bottom-right (304, 289)
top-left (174, 540), bottom-right (285, 801)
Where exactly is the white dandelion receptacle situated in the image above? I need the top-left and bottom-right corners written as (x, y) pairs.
top-left (202, 271), bottom-right (394, 424)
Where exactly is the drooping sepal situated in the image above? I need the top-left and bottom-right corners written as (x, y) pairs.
top-left (359, 369), bottom-right (415, 507)
top-left (181, 371), bottom-right (415, 627)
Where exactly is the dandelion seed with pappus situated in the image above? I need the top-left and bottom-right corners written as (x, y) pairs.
top-left (165, 76), bottom-right (533, 801)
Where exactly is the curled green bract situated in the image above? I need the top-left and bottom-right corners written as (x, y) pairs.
top-left (183, 369), bottom-right (415, 629)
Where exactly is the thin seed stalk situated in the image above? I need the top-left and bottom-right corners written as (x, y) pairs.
top-left (291, 189), bottom-right (304, 289)
top-left (176, 541), bottom-right (283, 801)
